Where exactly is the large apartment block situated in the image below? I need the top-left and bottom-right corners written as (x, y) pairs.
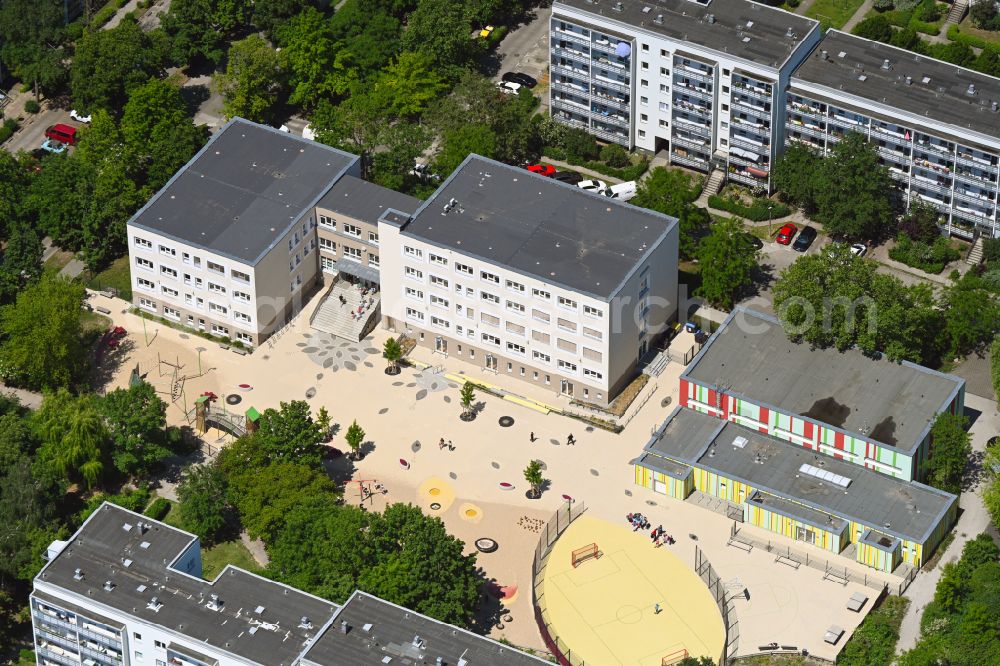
top-left (127, 118), bottom-right (361, 347)
top-left (550, 0), bottom-right (820, 188)
top-left (31, 502), bottom-right (548, 666)
top-left (785, 30), bottom-right (1000, 239)
top-left (378, 155), bottom-right (679, 407)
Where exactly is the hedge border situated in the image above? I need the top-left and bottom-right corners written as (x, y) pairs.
top-left (707, 194), bottom-right (790, 221)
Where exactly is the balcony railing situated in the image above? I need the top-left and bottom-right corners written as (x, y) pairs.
top-left (787, 101), bottom-right (825, 117)
top-left (674, 80), bottom-right (712, 101)
top-left (955, 152), bottom-right (999, 171)
top-left (675, 64), bottom-right (713, 82)
top-left (730, 135), bottom-right (769, 153)
top-left (733, 81), bottom-right (773, 102)
top-left (551, 78), bottom-right (588, 93)
top-left (672, 116), bottom-right (712, 137)
top-left (731, 95), bottom-right (769, 114)
top-left (787, 121), bottom-right (825, 139)
top-left (552, 95), bottom-right (588, 110)
top-left (671, 151), bottom-right (711, 170)
top-left (954, 168), bottom-right (999, 186)
top-left (552, 46), bottom-right (590, 61)
top-left (592, 73), bottom-right (630, 91)
top-left (672, 133), bottom-right (710, 150)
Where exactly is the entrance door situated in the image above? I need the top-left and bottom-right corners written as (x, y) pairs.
top-left (484, 354), bottom-right (497, 372)
top-left (796, 526), bottom-right (816, 545)
top-left (653, 479), bottom-right (667, 495)
top-left (560, 380), bottom-right (574, 397)
top-left (435, 336), bottom-right (447, 354)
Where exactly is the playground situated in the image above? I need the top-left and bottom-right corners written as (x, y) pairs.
top-left (537, 515), bottom-right (726, 666)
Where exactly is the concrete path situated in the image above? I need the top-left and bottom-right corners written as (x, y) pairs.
top-left (896, 392), bottom-right (1000, 654)
top-left (541, 156), bottom-right (625, 184)
top-left (0, 384), bottom-right (42, 410)
top-left (240, 531), bottom-right (270, 567)
top-left (103, 0), bottom-right (140, 30)
top-left (60, 257), bottom-right (86, 280)
top-left (841, 0), bottom-right (875, 33)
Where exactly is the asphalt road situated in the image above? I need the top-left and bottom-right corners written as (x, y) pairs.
top-left (4, 107), bottom-right (80, 155)
top-left (492, 7), bottom-right (552, 107)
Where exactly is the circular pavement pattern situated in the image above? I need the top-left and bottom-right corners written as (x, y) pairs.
top-left (298, 332), bottom-right (377, 373)
top-left (226, 394), bottom-right (242, 405)
top-left (498, 416), bottom-right (515, 427)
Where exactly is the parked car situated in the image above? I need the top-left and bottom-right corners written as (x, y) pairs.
top-left (480, 25), bottom-right (494, 39)
top-left (40, 139), bottom-right (67, 154)
top-left (44, 123), bottom-right (77, 146)
top-left (551, 171), bottom-right (583, 184)
top-left (577, 179), bottom-right (609, 193)
top-left (850, 243), bottom-right (867, 257)
top-left (792, 226), bottom-right (817, 251)
top-left (602, 180), bottom-right (638, 201)
top-left (741, 233), bottom-right (764, 251)
top-left (775, 223), bottom-right (797, 245)
top-left (502, 72), bottom-right (537, 88)
top-left (69, 109), bottom-right (91, 123)
top-left (526, 163), bottom-right (556, 177)
top-left (496, 81), bottom-right (522, 95)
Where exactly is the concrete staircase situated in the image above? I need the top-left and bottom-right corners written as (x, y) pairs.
top-left (946, 0), bottom-right (967, 24)
top-left (310, 280), bottom-right (380, 341)
top-left (966, 237), bottom-right (984, 266)
top-left (704, 169), bottom-right (726, 198)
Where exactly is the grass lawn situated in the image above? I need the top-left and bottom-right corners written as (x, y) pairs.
top-left (84, 255), bottom-right (132, 300)
top-left (958, 15), bottom-right (1000, 46)
top-left (806, 0), bottom-right (866, 28)
top-left (43, 248), bottom-right (74, 272)
top-left (80, 310), bottom-right (112, 335)
top-left (201, 540), bottom-right (262, 580)
top-left (158, 499), bottom-right (185, 528)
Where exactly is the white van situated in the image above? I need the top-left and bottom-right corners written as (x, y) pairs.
top-left (603, 181), bottom-right (638, 202)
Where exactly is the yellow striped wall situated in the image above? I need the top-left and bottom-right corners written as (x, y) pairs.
top-left (692, 467), bottom-right (755, 505)
top-left (634, 464), bottom-right (692, 499)
top-left (744, 504), bottom-right (843, 553)
top-left (856, 538), bottom-right (901, 573)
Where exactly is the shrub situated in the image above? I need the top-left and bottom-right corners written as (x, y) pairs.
top-left (854, 14), bottom-right (895, 41)
top-left (786, 0), bottom-right (801, 7)
top-left (562, 128), bottom-right (600, 161)
top-left (0, 118), bottom-right (18, 144)
top-left (600, 143), bottom-right (630, 168)
top-left (707, 193), bottom-right (790, 221)
top-left (916, 0), bottom-right (941, 21)
top-left (889, 233), bottom-right (962, 273)
top-left (23, 100), bottom-right (40, 114)
top-left (77, 488), bottom-right (152, 523)
top-left (949, 24), bottom-right (990, 49)
top-left (873, 0), bottom-right (895, 9)
top-left (486, 25), bottom-right (508, 46)
top-left (971, 0), bottom-right (999, 29)
top-left (144, 497), bottom-right (172, 521)
top-left (983, 238), bottom-right (1000, 264)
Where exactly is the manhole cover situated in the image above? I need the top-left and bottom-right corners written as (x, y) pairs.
top-left (226, 394), bottom-right (242, 405)
top-left (498, 416), bottom-right (515, 427)
top-left (491, 462), bottom-right (500, 469)
top-left (661, 397), bottom-right (673, 408)
top-left (430, 502), bottom-right (441, 510)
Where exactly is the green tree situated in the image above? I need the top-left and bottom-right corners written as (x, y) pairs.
top-left (162, 0), bottom-right (251, 65)
top-left (25, 153), bottom-right (97, 252)
top-left (933, 560), bottom-right (967, 613)
top-left (939, 271), bottom-right (1000, 359)
top-left (101, 382), bottom-right (170, 478)
top-left (383, 337), bottom-right (403, 373)
top-left (0, 0), bottom-right (68, 100)
top-left (771, 143), bottom-right (821, 210)
top-left (328, 0), bottom-right (402, 74)
top-left (524, 460), bottom-right (544, 498)
top-left (694, 218), bottom-right (759, 310)
top-left (925, 412), bottom-right (971, 493)
top-left (813, 133), bottom-right (894, 240)
top-left (0, 458), bottom-right (64, 583)
top-left (277, 7), bottom-right (354, 110)
top-left (853, 14), bottom-right (894, 42)
top-left (971, 0), bottom-right (999, 28)
top-left (435, 124), bottom-right (497, 176)
top-left (216, 35), bottom-right (285, 123)
top-left (345, 420), bottom-right (365, 460)
top-left (368, 121), bottom-right (432, 191)
top-left (1, 221), bottom-right (44, 297)
top-left (34, 390), bottom-right (108, 489)
top-left (315, 406), bottom-right (331, 441)
top-left (255, 400), bottom-right (325, 468)
top-left (71, 17), bottom-right (166, 114)
top-left (899, 200), bottom-right (943, 242)
top-left (401, 0), bottom-right (477, 73)
top-left (631, 167), bottom-right (709, 258)
top-left (228, 461), bottom-right (336, 540)
top-left (459, 382), bottom-right (476, 419)
top-left (177, 464), bottom-right (229, 545)
top-left (0, 276), bottom-right (87, 390)
top-left (374, 51), bottom-right (447, 118)
top-left (0, 151), bottom-right (30, 239)
top-left (991, 336), bottom-right (1000, 401)
top-left (253, 0), bottom-right (315, 36)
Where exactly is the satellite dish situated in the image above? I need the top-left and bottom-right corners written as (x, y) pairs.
top-left (615, 42), bottom-right (632, 58)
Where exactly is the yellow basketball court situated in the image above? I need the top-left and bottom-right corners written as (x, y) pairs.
top-left (537, 515), bottom-right (725, 665)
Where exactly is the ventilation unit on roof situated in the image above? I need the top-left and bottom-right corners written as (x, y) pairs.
top-left (613, 1), bottom-right (623, 10)
top-left (799, 463), bottom-right (852, 488)
top-left (412, 635), bottom-right (425, 649)
top-left (103, 581), bottom-right (115, 592)
top-left (732, 436), bottom-right (748, 449)
top-left (299, 616), bottom-right (314, 629)
top-left (786, 27), bottom-right (796, 38)
top-left (905, 75), bottom-right (912, 85)
top-left (820, 50), bottom-right (829, 60)
top-left (147, 596), bottom-right (163, 612)
top-left (881, 59), bottom-right (891, 70)
top-left (967, 84), bottom-right (977, 96)
top-left (73, 568), bottom-right (84, 581)
top-left (655, 13), bottom-right (664, 23)
top-left (206, 594), bottom-right (223, 611)
top-left (706, 13), bottom-right (716, 23)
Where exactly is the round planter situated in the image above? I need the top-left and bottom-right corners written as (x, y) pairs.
top-left (475, 537), bottom-right (499, 553)
top-left (385, 366), bottom-right (401, 376)
top-left (460, 412), bottom-right (476, 422)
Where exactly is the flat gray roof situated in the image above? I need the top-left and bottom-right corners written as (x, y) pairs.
top-left (639, 408), bottom-right (956, 543)
top-left (35, 503), bottom-right (338, 666)
top-left (791, 30), bottom-right (1000, 142)
top-left (316, 175), bottom-right (421, 225)
top-left (683, 308), bottom-right (964, 453)
top-left (302, 591), bottom-right (550, 665)
top-left (399, 155), bottom-right (676, 299)
top-left (555, 0), bottom-right (818, 69)
top-left (129, 118), bottom-right (358, 265)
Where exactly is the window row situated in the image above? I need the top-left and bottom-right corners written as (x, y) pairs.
top-left (132, 238), bottom-right (250, 282)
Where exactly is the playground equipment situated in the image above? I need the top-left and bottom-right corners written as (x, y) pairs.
top-left (571, 542), bottom-right (601, 568)
top-left (662, 648), bottom-right (689, 665)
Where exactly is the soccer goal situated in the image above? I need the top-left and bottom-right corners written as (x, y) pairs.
top-left (662, 648), bottom-right (689, 665)
top-left (571, 543), bottom-right (601, 568)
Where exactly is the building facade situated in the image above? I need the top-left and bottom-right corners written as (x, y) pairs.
top-left (785, 30), bottom-right (1000, 239)
top-left (550, 0), bottom-right (821, 188)
top-left (379, 155), bottom-right (679, 407)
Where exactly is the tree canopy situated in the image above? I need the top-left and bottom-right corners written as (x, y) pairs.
top-left (101, 382), bottom-right (170, 478)
top-left (178, 464), bottom-right (230, 545)
top-left (694, 217), bottom-right (759, 310)
top-left (631, 167), bottom-right (709, 259)
top-left (216, 35), bottom-right (285, 123)
top-left (924, 412), bottom-right (971, 494)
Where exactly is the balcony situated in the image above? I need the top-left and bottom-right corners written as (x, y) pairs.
top-left (594, 54), bottom-right (628, 70)
top-left (552, 95), bottom-right (588, 110)
top-left (592, 89), bottom-right (629, 108)
top-left (676, 63), bottom-right (714, 83)
top-left (673, 97), bottom-right (711, 116)
top-left (954, 167), bottom-right (998, 186)
top-left (787, 120), bottom-right (825, 140)
top-left (911, 171), bottom-right (952, 193)
top-left (672, 116), bottom-right (712, 137)
top-left (914, 138), bottom-right (954, 157)
top-left (870, 124), bottom-right (909, 141)
top-left (731, 116), bottom-right (769, 133)
top-left (551, 62), bottom-right (590, 79)
top-left (730, 135), bottom-right (769, 153)
top-left (786, 134), bottom-right (824, 151)
top-left (591, 125), bottom-right (629, 145)
top-left (592, 73), bottom-right (630, 91)
top-left (955, 151), bottom-right (999, 171)
top-left (552, 110), bottom-right (589, 130)
top-left (551, 28), bottom-right (591, 48)
top-left (729, 169), bottom-right (767, 186)
top-left (733, 81), bottom-right (773, 103)
top-left (828, 113), bottom-right (867, 128)
top-left (671, 151), bottom-right (711, 170)
top-left (787, 100), bottom-right (824, 118)
top-left (731, 95), bottom-right (769, 114)
top-left (912, 157), bottom-right (953, 176)
top-left (552, 45), bottom-right (590, 61)
top-left (672, 133), bottom-right (710, 150)
top-left (914, 191), bottom-right (951, 207)
top-left (551, 78), bottom-right (588, 94)
top-left (953, 186), bottom-right (996, 206)
top-left (877, 146), bottom-right (910, 163)
top-left (674, 79), bottom-right (712, 101)
top-left (888, 166), bottom-right (910, 183)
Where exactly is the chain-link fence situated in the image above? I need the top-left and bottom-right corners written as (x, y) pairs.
top-left (695, 545), bottom-right (739, 665)
top-left (531, 500), bottom-right (588, 665)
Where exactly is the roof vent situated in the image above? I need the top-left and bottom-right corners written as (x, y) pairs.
top-left (412, 635), bottom-right (425, 649)
top-left (820, 50), bottom-right (828, 60)
top-left (254, 605), bottom-right (265, 614)
top-left (786, 27), bottom-right (796, 38)
top-left (122, 523), bottom-right (133, 532)
top-left (613, 1), bottom-right (624, 10)
top-left (732, 436), bottom-right (748, 449)
top-left (73, 568), bottom-right (84, 581)
top-left (300, 616), bottom-right (314, 629)
top-left (655, 13), bottom-right (664, 23)
top-left (707, 13), bottom-right (716, 23)
top-left (147, 596), bottom-right (163, 612)
top-left (436, 658), bottom-right (444, 666)
top-left (881, 59), bottom-right (891, 70)
top-left (103, 581), bottom-right (115, 592)
top-left (992, 101), bottom-right (998, 112)
top-left (206, 594), bottom-right (223, 611)
top-left (967, 83), bottom-right (977, 96)
top-left (858, 74), bottom-right (867, 82)
top-left (340, 620), bottom-right (349, 634)
top-left (905, 75), bottom-right (912, 85)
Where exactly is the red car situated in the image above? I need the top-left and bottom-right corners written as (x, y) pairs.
top-left (526, 164), bottom-right (556, 177)
top-left (776, 223), bottom-right (798, 245)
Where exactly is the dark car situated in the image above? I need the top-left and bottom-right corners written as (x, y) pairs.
top-left (792, 226), bottom-right (817, 251)
top-left (551, 171), bottom-right (583, 184)
top-left (741, 233), bottom-right (764, 251)
top-left (502, 71), bottom-right (538, 88)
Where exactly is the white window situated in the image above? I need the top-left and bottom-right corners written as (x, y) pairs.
top-left (480, 270), bottom-right (500, 284)
top-left (557, 338), bottom-right (577, 353)
top-left (321, 256), bottom-right (336, 273)
top-left (233, 311), bottom-right (251, 323)
top-left (209, 302), bottom-right (228, 315)
top-left (584, 368), bottom-right (603, 380)
top-left (194, 277), bottom-right (203, 289)
top-left (430, 295), bottom-right (449, 309)
top-left (344, 246), bottom-right (362, 260)
top-left (369, 254), bottom-right (379, 267)
top-left (584, 305), bottom-right (602, 318)
top-left (320, 237), bottom-right (336, 251)
top-left (405, 266), bottom-right (423, 281)
top-left (405, 287), bottom-right (424, 300)
top-left (288, 238), bottom-right (294, 252)
top-left (431, 316), bottom-right (450, 329)
top-left (369, 231), bottom-right (379, 245)
top-left (583, 326), bottom-right (603, 340)
top-left (456, 262), bottom-right (473, 275)
top-left (532, 330), bottom-right (550, 344)
top-left (237, 332), bottom-right (253, 344)
top-left (430, 254), bottom-right (447, 266)
top-left (482, 333), bottom-right (500, 346)
top-left (506, 322), bottom-right (525, 335)
top-left (404, 245), bottom-right (423, 258)
top-left (430, 275), bottom-right (449, 288)
top-left (208, 282), bottom-right (226, 295)
top-left (154, 640), bottom-right (166, 650)
top-left (207, 261), bottom-right (224, 274)
top-left (532, 309), bottom-right (550, 323)
top-left (638, 130), bottom-right (646, 138)
top-left (134, 236), bottom-right (152, 250)
top-left (183, 273), bottom-right (192, 286)
top-left (211, 324), bottom-right (229, 336)
top-left (583, 347), bottom-right (602, 362)
top-left (160, 265), bottom-right (177, 278)
top-left (507, 341), bottom-right (526, 355)
top-left (138, 298), bottom-right (156, 312)
top-left (319, 215), bottom-right (335, 230)
top-left (558, 360), bottom-right (578, 372)
top-left (163, 306), bottom-right (180, 321)
top-left (159, 245), bottom-right (176, 257)
top-left (481, 313), bottom-right (500, 327)
top-left (136, 277), bottom-right (155, 291)
top-left (506, 279), bottom-right (525, 292)
top-left (532, 350), bottom-right (551, 363)
top-left (532, 288), bottom-right (550, 299)
top-left (506, 300), bottom-right (525, 314)
top-left (184, 293), bottom-right (193, 305)
top-left (481, 291), bottom-right (499, 304)
top-left (234, 291), bottom-right (251, 303)
top-left (232, 269), bottom-right (250, 282)
top-left (406, 307), bottom-right (424, 322)
top-left (344, 223), bottom-right (362, 237)
top-left (557, 317), bottom-right (577, 332)
top-left (161, 285), bottom-right (179, 298)
top-left (558, 296), bottom-right (577, 310)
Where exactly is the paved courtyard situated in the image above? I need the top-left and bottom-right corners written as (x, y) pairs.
top-left (93, 290), bottom-right (911, 659)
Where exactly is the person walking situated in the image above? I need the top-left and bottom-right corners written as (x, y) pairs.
top-left (439, 437), bottom-right (446, 450)
top-left (567, 434), bottom-right (576, 445)
top-left (530, 431), bottom-right (536, 442)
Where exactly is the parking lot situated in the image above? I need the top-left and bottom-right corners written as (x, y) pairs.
top-left (492, 7), bottom-right (552, 109)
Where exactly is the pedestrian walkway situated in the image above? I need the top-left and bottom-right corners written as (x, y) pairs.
top-left (541, 156), bottom-right (624, 185)
top-left (841, 0), bottom-right (875, 33)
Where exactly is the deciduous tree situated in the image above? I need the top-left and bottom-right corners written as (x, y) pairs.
top-left (925, 412), bottom-right (971, 494)
top-left (771, 143), bottom-right (821, 211)
top-left (216, 35), bottom-right (285, 123)
top-left (255, 400), bottom-right (325, 468)
top-left (694, 217), bottom-right (759, 310)
top-left (34, 390), bottom-right (108, 489)
top-left (101, 382), bottom-right (170, 478)
top-left (435, 124), bottom-right (497, 175)
top-left (813, 133), bottom-right (894, 240)
top-left (228, 462), bottom-right (336, 540)
top-left (71, 17), bottom-right (166, 114)
top-left (178, 464), bottom-right (229, 545)
top-left (345, 420), bottom-right (365, 460)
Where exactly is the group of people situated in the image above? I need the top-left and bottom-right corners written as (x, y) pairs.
top-left (528, 432), bottom-right (576, 445)
top-left (338, 283), bottom-right (377, 321)
top-left (439, 437), bottom-right (456, 451)
top-left (626, 514), bottom-right (675, 547)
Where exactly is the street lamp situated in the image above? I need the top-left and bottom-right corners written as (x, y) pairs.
top-left (767, 204), bottom-right (774, 238)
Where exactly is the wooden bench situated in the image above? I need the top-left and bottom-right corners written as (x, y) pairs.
top-left (95, 306), bottom-right (112, 315)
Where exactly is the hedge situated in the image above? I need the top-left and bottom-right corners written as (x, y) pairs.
top-left (707, 194), bottom-right (790, 221)
top-left (542, 145), bottom-right (650, 180)
top-left (144, 497), bottom-right (172, 521)
top-left (88, 0), bottom-right (126, 30)
top-left (948, 24), bottom-right (990, 49)
top-left (888, 233), bottom-right (962, 273)
top-left (0, 118), bottom-right (18, 144)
